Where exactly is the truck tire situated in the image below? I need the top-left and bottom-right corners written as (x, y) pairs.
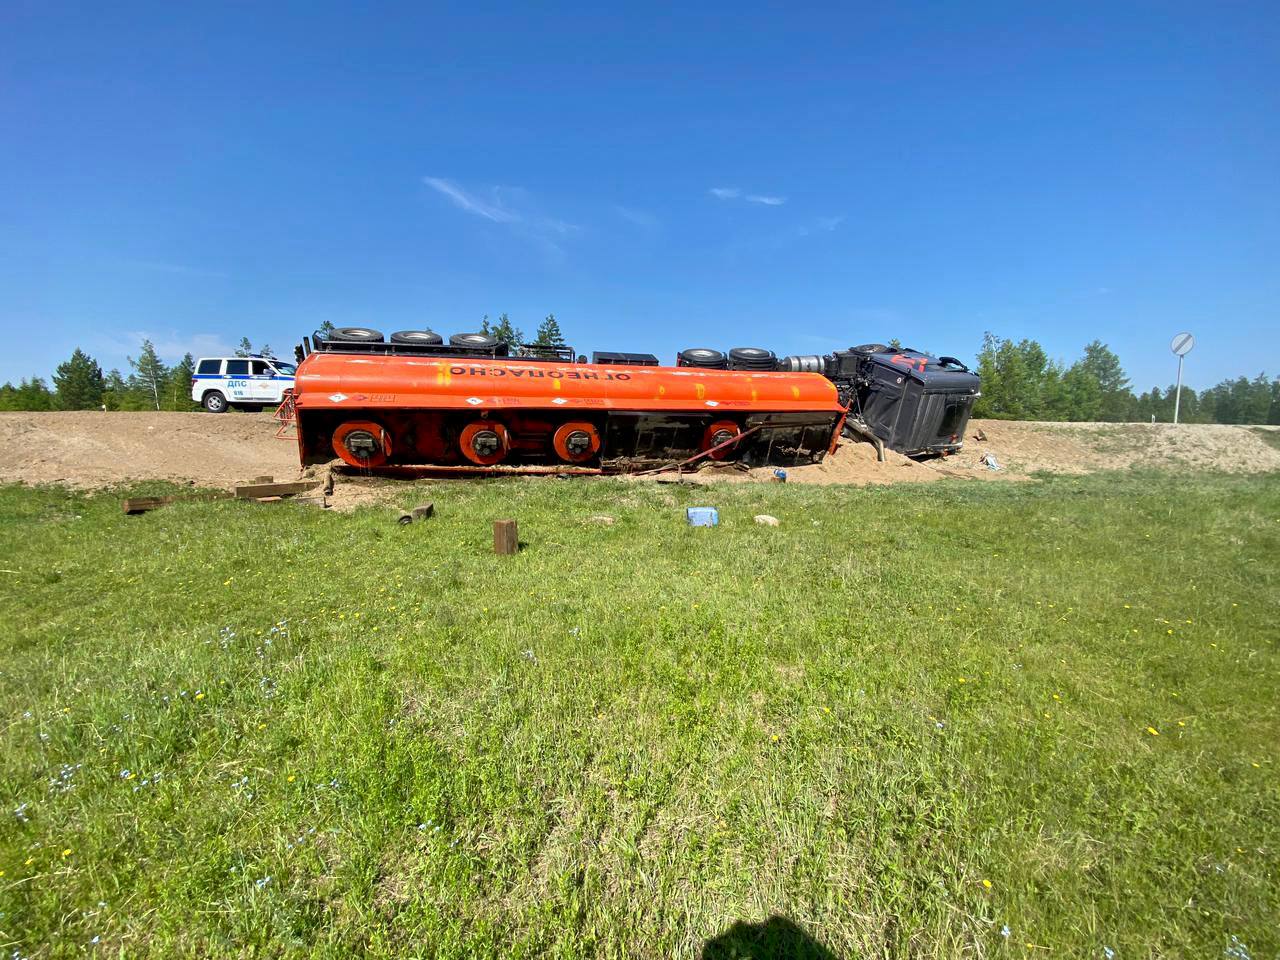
top-left (391, 330), bottom-right (444, 345)
top-left (728, 346), bottom-right (777, 370)
top-left (852, 343), bottom-right (890, 355)
top-left (677, 348), bottom-right (727, 369)
top-left (203, 391), bottom-right (228, 413)
top-left (329, 327), bottom-right (385, 342)
top-left (450, 333), bottom-right (499, 349)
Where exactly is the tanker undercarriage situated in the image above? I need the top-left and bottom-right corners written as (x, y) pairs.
top-left (297, 408), bottom-right (839, 473)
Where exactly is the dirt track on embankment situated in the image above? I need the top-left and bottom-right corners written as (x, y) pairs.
top-left (1, 412), bottom-right (1277, 494)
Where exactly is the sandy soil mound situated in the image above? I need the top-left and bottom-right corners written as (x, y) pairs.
top-left (944, 420), bottom-right (1280, 476)
top-left (0, 411), bottom-right (301, 488)
top-left (1, 413), bottom-right (1275, 499)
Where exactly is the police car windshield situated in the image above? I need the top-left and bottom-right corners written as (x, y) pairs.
top-left (272, 362), bottom-right (297, 375)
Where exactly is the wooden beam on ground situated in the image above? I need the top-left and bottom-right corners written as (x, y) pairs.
top-left (232, 480), bottom-right (320, 500)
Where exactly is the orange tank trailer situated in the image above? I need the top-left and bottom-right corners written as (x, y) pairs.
top-left (291, 352), bottom-right (845, 471)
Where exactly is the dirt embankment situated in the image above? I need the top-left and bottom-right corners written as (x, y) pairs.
top-left (1, 412), bottom-right (1277, 496)
top-left (0, 412), bottom-right (301, 488)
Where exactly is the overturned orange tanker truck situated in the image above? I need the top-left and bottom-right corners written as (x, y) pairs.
top-left (287, 329), bottom-right (847, 472)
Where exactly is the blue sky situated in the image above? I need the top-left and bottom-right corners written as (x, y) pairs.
top-left (1, 1), bottom-right (1276, 391)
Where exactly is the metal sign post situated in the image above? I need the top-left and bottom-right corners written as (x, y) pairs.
top-left (1171, 333), bottom-right (1194, 424)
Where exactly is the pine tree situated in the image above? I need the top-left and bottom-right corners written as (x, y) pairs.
top-left (317, 321), bottom-right (336, 339)
top-left (102, 369), bottom-right (129, 411)
top-left (235, 337), bottom-right (254, 357)
top-left (0, 378), bottom-right (56, 411)
top-left (128, 340), bottom-right (169, 411)
top-left (534, 313), bottom-right (566, 347)
top-left (167, 354), bottom-right (197, 411)
top-left (0, 380), bottom-right (54, 411)
top-left (1060, 362), bottom-right (1102, 420)
top-left (489, 313), bottom-right (523, 348)
top-left (52, 348), bottom-right (105, 409)
top-left (1078, 341), bottom-right (1131, 421)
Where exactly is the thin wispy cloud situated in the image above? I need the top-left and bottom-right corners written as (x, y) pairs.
top-left (542, 217), bottom-right (581, 236)
top-left (422, 176), bottom-right (580, 264)
top-left (118, 259), bottom-right (228, 278)
top-left (423, 177), bottom-right (520, 223)
top-left (96, 330), bottom-right (235, 366)
top-left (722, 214), bottom-right (846, 258)
top-left (796, 215), bottom-right (844, 236)
top-left (710, 186), bottom-right (786, 206)
top-left (614, 205), bottom-right (660, 229)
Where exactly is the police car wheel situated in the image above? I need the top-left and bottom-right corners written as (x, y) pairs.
top-left (203, 391), bottom-right (228, 413)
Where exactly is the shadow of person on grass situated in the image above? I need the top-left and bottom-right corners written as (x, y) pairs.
top-left (702, 915), bottom-right (839, 960)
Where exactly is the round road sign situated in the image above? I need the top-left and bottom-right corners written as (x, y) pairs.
top-left (1171, 332), bottom-right (1195, 356)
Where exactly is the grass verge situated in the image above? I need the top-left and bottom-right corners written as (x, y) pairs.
top-left (1, 472), bottom-right (1277, 958)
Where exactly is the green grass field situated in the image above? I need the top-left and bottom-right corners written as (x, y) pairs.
top-left (1, 472), bottom-right (1277, 958)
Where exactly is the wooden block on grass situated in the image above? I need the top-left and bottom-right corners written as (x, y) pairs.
top-left (411, 503), bottom-right (435, 520)
top-left (232, 480), bottom-right (319, 500)
top-left (494, 519), bottom-right (518, 555)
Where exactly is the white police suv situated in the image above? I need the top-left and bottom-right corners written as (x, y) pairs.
top-left (190, 356), bottom-right (297, 413)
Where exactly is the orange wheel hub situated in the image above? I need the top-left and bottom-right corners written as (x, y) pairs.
top-left (332, 420), bottom-right (391, 468)
top-left (459, 421), bottom-right (510, 466)
top-left (702, 420), bottom-right (741, 460)
top-left (552, 421), bottom-right (601, 463)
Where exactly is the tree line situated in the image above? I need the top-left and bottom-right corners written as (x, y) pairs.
top-left (972, 333), bottom-right (1279, 424)
top-left (471, 312), bottom-right (566, 350)
top-left (0, 337), bottom-right (276, 412)
top-left (0, 317), bottom-right (567, 412)
top-left (4, 323), bottom-right (1276, 424)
